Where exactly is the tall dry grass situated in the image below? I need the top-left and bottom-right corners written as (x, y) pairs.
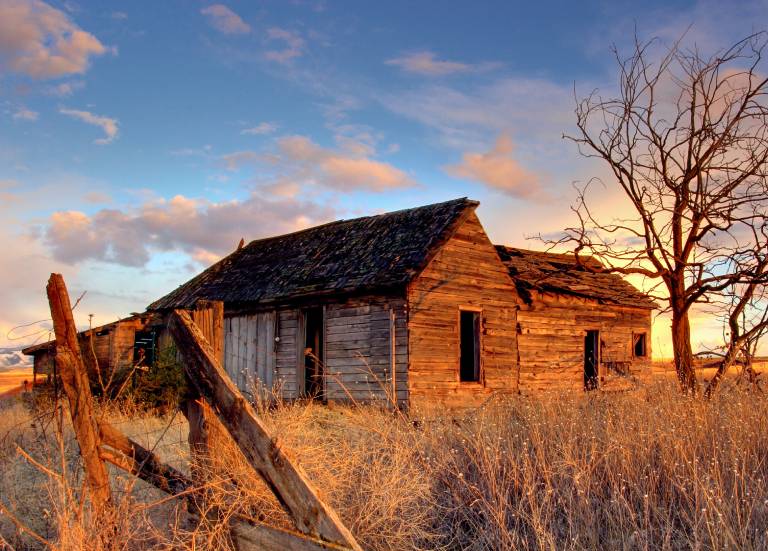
top-left (1, 382), bottom-right (767, 550)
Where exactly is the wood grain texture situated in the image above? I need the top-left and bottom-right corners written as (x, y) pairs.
top-left (407, 212), bottom-right (521, 410)
top-left (517, 290), bottom-right (653, 391)
top-left (46, 273), bottom-right (112, 509)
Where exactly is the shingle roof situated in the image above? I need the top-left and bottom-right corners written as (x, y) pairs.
top-left (495, 246), bottom-right (657, 309)
top-left (149, 198), bottom-right (478, 310)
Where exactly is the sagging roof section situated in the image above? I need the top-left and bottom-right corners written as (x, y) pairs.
top-left (495, 246), bottom-right (657, 309)
top-left (149, 198), bottom-right (479, 310)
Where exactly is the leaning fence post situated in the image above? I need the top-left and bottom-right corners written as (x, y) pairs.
top-left (169, 309), bottom-right (362, 550)
top-left (46, 273), bottom-right (112, 510)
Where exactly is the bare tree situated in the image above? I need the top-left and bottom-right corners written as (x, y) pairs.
top-left (555, 33), bottom-right (768, 393)
top-left (703, 230), bottom-right (768, 397)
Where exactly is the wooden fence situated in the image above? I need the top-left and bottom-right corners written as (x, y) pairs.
top-left (46, 273), bottom-right (362, 551)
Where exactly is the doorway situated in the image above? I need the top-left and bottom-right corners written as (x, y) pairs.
top-left (584, 330), bottom-right (599, 390)
top-left (303, 307), bottom-right (324, 398)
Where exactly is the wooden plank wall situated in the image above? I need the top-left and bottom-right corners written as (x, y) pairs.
top-left (274, 309), bottom-right (299, 396)
top-left (223, 297), bottom-right (408, 404)
top-left (407, 211), bottom-right (520, 410)
top-left (325, 296), bottom-right (408, 404)
top-left (224, 313), bottom-right (276, 400)
top-left (517, 291), bottom-right (653, 392)
top-left (109, 319), bottom-right (145, 373)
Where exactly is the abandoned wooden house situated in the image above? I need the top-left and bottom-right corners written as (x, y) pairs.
top-left (148, 198), bottom-right (520, 409)
top-left (147, 197), bottom-right (655, 408)
top-left (495, 246), bottom-right (656, 391)
top-left (25, 198), bottom-right (656, 408)
top-left (23, 313), bottom-right (158, 386)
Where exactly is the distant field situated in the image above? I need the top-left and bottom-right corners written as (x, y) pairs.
top-left (652, 357), bottom-right (768, 381)
top-left (0, 367), bottom-right (34, 396)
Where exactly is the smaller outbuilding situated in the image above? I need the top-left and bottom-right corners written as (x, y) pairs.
top-left (22, 313), bottom-right (158, 386)
top-left (495, 246), bottom-right (657, 392)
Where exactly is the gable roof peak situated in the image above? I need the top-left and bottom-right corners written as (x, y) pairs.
top-left (149, 197), bottom-right (479, 310)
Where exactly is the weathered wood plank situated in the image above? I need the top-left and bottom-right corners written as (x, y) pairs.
top-left (169, 309), bottom-right (361, 550)
top-left (47, 273), bottom-right (112, 509)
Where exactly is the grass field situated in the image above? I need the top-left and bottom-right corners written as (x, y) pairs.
top-left (1, 380), bottom-right (767, 550)
top-left (0, 368), bottom-right (34, 397)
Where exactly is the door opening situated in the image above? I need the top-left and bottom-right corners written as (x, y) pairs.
top-left (133, 330), bottom-right (156, 368)
top-left (303, 307), bottom-right (324, 398)
top-left (584, 330), bottom-right (599, 390)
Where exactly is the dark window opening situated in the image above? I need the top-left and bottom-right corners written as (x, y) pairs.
top-left (133, 330), bottom-right (157, 368)
top-left (303, 307), bottom-right (324, 398)
top-left (459, 310), bottom-right (481, 382)
top-left (584, 330), bottom-right (599, 390)
top-left (634, 333), bottom-right (647, 357)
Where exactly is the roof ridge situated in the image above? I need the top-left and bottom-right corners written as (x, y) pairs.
top-left (241, 197), bottom-right (475, 250)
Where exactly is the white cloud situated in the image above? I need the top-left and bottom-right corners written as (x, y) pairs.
top-left (446, 134), bottom-right (544, 199)
top-left (222, 134), bottom-right (416, 193)
top-left (0, 0), bottom-right (109, 79)
top-left (201, 4), bottom-right (251, 35)
top-left (59, 108), bottom-right (118, 144)
top-left (12, 107), bottom-right (38, 121)
top-left (386, 51), bottom-right (472, 76)
top-left (241, 122), bottom-right (278, 135)
top-left (43, 194), bottom-right (335, 266)
top-left (264, 27), bottom-right (304, 63)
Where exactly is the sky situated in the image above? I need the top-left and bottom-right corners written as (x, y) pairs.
top-left (2, 0), bottom-right (767, 368)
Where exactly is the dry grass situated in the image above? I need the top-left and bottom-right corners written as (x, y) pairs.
top-left (0, 368), bottom-right (34, 396)
top-left (1, 382), bottom-right (767, 550)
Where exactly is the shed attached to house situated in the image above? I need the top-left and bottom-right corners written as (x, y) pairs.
top-left (149, 198), bottom-right (523, 409)
top-left (495, 246), bottom-right (656, 391)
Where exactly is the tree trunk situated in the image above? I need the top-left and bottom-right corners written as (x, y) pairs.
top-left (671, 308), bottom-right (697, 394)
top-left (703, 344), bottom-right (740, 399)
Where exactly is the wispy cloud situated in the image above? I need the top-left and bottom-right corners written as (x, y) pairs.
top-left (12, 107), bottom-right (38, 121)
top-left (46, 80), bottom-right (85, 97)
top-left (241, 122), bottom-right (277, 135)
top-left (386, 51), bottom-right (478, 76)
top-left (200, 4), bottom-right (250, 35)
top-left (0, 0), bottom-right (110, 79)
top-left (446, 133), bottom-right (544, 200)
top-left (264, 27), bottom-right (304, 63)
top-left (59, 108), bottom-right (119, 144)
top-left (222, 134), bottom-right (416, 193)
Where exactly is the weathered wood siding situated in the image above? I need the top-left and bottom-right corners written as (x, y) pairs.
top-left (407, 211), bottom-right (520, 410)
top-left (223, 313), bottom-right (276, 399)
top-left (517, 291), bottom-right (653, 391)
top-left (325, 296), bottom-right (408, 404)
top-left (110, 322), bottom-right (140, 372)
top-left (274, 309), bottom-right (299, 396)
top-left (223, 296), bottom-right (408, 404)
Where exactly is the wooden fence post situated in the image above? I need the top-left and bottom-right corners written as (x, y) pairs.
top-left (46, 273), bottom-right (112, 510)
top-left (186, 300), bottom-right (224, 465)
top-left (168, 309), bottom-right (361, 550)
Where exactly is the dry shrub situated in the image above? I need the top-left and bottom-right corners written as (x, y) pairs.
top-left (2, 382), bottom-right (768, 550)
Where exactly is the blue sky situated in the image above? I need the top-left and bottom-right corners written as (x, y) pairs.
top-left (1, 0), bottom-right (766, 366)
